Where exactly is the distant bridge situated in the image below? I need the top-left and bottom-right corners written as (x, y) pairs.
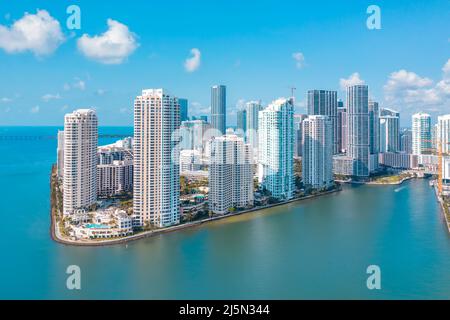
top-left (0, 134), bottom-right (132, 141)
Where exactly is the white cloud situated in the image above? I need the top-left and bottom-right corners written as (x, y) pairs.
top-left (30, 105), bottom-right (40, 113)
top-left (184, 48), bottom-right (201, 72)
top-left (339, 72), bottom-right (365, 90)
top-left (292, 52), bottom-right (305, 69)
top-left (443, 59), bottom-right (450, 76)
top-left (383, 60), bottom-right (450, 113)
top-left (1, 97), bottom-right (12, 103)
top-left (119, 107), bottom-right (129, 114)
top-left (190, 101), bottom-right (209, 115)
top-left (42, 93), bottom-right (61, 102)
top-left (95, 89), bottom-right (107, 96)
top-left (0, 10), bottom-right (64, 56)
top-left (77, 19), bottom-right (138, 64)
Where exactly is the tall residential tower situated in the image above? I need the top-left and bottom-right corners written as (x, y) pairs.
top-left (133, 89), bottom-right (180, 228)
top-left (347, 85), bottom-right (370, 177)
top-left (63, 109), bottom-right (98, 215)
top-left (258, 98), bottom-right (294, 200)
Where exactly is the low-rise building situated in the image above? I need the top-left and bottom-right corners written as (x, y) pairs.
top-left (333, 155), bottom-right (354, 176)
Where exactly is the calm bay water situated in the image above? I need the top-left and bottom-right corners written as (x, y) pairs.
top-left (1, 126), bottom-right (450, 299)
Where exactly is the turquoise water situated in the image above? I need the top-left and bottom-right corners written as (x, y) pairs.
top-left (85, 224), bottom-right (110, 229)
top-left (1, 126), bottom-right (450, 299)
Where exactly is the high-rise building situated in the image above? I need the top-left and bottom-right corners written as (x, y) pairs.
top-left (379, 115), bottom-right (400, 153)
top-left (347, 85), bottom-right (369, 177)
top-left (246, 101), bottom-right (262, 152)
top-left (133, 89), bottom-right (180, 228)
top-left (380, 107), bottom-right (400, 117)
top-left (412, 112), bottom-right (432, 155)
top-left (211, 85), bottom-right (226, 136)
top-left (57, 130), bottom-right (64, 179)
top-left (368, 101), bottom-right (380, 154)
top-left (337, 104), bottom-right (348, 153)
top-left (97, 143), bottom-right (133, 197)
top-left (302, 115), bottom-right (333, 189)
top-left (179, 120), bottom-right (211, 152)
top-left (400, 128), bottom-right (413, 154)
top-left (258, 98), bottom-right (294, 200)
top-left (368, 101), bottom-right (380, 172)
top-left (63, 109), bottom-right (98, 215)
top-left (236, 108), bottom-right (247, 137)
top-left (179, 98), bottom-right (189, 122)
top-left (97, 160), bottom-right (133, 197)
top-left (438, 115), bottom-right (450, 154)
top-left (209, 135), bottom-right (254, 214)
top-left (294, 114), bottom-right (308, 157)
top-left (307, 90), bottom-right (338, 154)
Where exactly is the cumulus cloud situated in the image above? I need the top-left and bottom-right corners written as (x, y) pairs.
top-left (339, 72), bottom-right (365, 90)
top-left (443, 59), bottom-right (450, 76)
top-left (1, 97), bottom-right (12, 103)
top-left (42, 93), bottom-right (61, 102)
top-left (184, 48), bottom-right (201, 72)
top-left (0, 10), bottom-right (64, 56)
top-left (383, 60), bottom-right (450, 113)
top-left (292, 52), bottom-right (305, 69)
top-left (64, 79), bottom-right (86, 91)
top-left (77, 19), bottom-right (138, 64)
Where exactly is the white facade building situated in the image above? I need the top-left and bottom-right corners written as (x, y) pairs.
top-left (438, 115), bottom-right (450, 154)
top-left (412, 112), bottom-right (431, 155)
top-left (209, 135), bottom-right (254, 214)
top-left (63, 109), bottom-right (98, 215)
top-left (347, 85), bottom-right (370, 177)
top-left (133, 89), bottom-right (180, 228)
top-left (57, 130), bottom-right (64, 178)
top-left (258, 98), bottom-right (294, 200)
top-left (379, 115), bottom-right (400, 153)
top-left (180, 149), bottom-right (202, 172)
top-left (246, 101), bottom-right (262, 153)
top-left (97, 160), bottom-right (133, 197)
top-left (302, 115), bottom-right (333, 189)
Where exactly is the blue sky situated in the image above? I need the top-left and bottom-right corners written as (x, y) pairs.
top-left (0, 0), bottom-right (448, 126)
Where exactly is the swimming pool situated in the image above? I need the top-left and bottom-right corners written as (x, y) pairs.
top-left (84, 223), bottom-right (110, 229)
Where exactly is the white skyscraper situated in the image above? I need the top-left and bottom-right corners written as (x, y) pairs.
top-left (63, 109), bottom-right (98, 215)
top-left (258, 98), bottom-right (294, 200)
top-left (412, 112), bottom-right (431, 155)
top-left (347, 85), bottom-right (369, 177)
top-left (302, 115), bottom-right (333, 189)
top-left (379, 115), bottom-right (400, 153)
top-left (133, 89), bottom-right (180, 228)
top-left (307, 90), bottom-right (339, 154)
top-left (209, 135), bottom-right (254, 214)
top-left (246, 101), bottom-right (262, 152)
top-left (57, 130), bottom-right (64, 179)
top-left (438, 115), bottom-right (450, 154)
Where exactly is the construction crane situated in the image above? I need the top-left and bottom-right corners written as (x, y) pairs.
top-left (422, 139), bottom-right (450, 195)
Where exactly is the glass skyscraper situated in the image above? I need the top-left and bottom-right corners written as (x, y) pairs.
top-left (179, 98), bottom-right (188, 122)
top-left (307, 90), bottom-right (339, 154)
top-left (211, 85), bottom-right (226, 136)
top-left (347, 85), bottom-right (369, 177)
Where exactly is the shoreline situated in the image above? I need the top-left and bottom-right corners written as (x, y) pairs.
top-left (433, 184), bottom-right (450, 233)
top-left (50, 184), bottom-right (341, 247)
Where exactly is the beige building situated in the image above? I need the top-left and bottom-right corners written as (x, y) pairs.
top-left (133, 89), bottom-right (180, 228)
